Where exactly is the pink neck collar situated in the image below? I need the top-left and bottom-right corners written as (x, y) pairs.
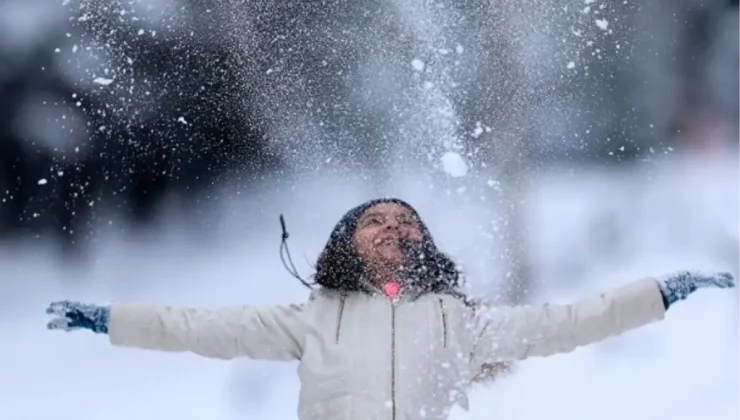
top-left (381, 281), bottom-right (401, 299)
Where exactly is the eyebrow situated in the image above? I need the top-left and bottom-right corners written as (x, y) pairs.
top-left (359, 211), bottom-right (415, 223)
top-left (359, 212), bottom-right (383, 223)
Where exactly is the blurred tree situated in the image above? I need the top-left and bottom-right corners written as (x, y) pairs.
top-left (0, 0), bottom-right (283, 249)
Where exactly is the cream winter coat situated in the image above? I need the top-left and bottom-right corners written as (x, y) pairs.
top-left (108, 277), bottom-right (666, 420)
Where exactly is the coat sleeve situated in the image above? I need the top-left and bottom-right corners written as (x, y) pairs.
top-left (107, 302), bottom-right (307, 361)
top-left (469, 278), bottom-right (666, 368)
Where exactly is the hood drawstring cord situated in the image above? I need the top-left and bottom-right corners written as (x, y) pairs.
top-left (279, 214), bottom-right (314, 290)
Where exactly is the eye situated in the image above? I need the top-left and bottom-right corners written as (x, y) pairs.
top-left (365, 216), bottom-right (382, 225)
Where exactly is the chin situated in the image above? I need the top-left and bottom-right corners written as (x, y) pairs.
top-left (377, 254), bottom-right (404, 269)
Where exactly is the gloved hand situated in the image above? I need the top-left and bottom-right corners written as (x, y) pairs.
top-left (46, 300), bottom-right (110, 334)
top-left (657, 271), bottom-right (735, 309)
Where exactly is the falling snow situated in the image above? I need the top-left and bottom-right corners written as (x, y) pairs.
top-left (92, 77), bottom-right (113, 86)
top-left (440, 152), bottom-right (468, 178)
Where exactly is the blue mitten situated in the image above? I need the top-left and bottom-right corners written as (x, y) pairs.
top-left (46, 300), bottom-right (110, 334)
top-left (657, 271), bottom-right (735, 309)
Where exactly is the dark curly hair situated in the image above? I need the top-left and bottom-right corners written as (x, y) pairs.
top-left (313, 198), bottom-right (469, 301)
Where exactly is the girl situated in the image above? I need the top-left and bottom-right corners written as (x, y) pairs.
top-left (47, 198), bottom-right (734, 420)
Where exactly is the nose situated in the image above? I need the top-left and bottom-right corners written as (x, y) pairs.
top-left (384, 219), bottom-right (400, 230)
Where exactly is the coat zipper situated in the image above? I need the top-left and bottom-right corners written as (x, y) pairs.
top-left (390, 301), bottom-right (397, 420)
top-left (438, 298), bottom-right (448, 348)
top-left (335, 294), bottom-right (346, 344)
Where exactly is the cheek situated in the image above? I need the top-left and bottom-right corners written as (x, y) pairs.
top-left (408, 227), bottom-right (423, 241)
top-left (353, 231), bottom-right (374, 256)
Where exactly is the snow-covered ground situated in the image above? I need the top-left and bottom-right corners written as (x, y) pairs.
top-left (0, 152), bottom-right (737, 420)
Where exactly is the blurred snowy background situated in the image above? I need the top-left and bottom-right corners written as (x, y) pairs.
top-left (0, 0), bottom-right (738, 418)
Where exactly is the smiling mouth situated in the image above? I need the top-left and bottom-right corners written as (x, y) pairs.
top-left (375, 237), bottom-right (401, 246)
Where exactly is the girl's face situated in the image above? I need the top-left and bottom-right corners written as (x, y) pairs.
top-left (352, 202), bottom-right (423, 273)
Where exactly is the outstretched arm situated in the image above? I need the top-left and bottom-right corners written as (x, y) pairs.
top-left (469, 271), bottom-right (733, 368)
top-left (47, 300), bottom-right (307, 361)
